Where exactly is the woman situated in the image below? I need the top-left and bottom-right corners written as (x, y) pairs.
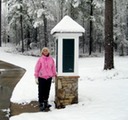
top-left (34, 47), bottom-right (56, 111)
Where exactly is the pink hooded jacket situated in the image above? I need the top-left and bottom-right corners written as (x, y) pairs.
top-left (34, 55), bottom-right (56, 79)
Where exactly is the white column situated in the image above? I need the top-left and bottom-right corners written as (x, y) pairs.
top-left (74, 37), bottom-right (79, 75)
top-left (58, 37), bottom-right (63, 75)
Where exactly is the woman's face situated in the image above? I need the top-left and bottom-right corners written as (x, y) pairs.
top-left (43, 49), bottom-right (49, 56)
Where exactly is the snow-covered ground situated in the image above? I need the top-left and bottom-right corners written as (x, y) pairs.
top-left (0, 45), bottom-right (128, 120)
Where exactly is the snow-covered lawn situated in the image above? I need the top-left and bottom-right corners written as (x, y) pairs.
top-left (0, 45), bottom-right (128, 120)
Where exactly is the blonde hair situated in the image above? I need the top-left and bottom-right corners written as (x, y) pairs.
top-left (41, 47), bottom-right (50, 55)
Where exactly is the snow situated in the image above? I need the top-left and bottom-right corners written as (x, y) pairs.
top-left (37, 9), bottom-right (45, 18)
top-left (0, 45), bottom-right (128, 120)
top-left (51, 15), bottom-right (85, 34)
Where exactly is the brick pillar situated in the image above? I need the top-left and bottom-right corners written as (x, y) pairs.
top-left (55, 76), bottom-right (79, 108)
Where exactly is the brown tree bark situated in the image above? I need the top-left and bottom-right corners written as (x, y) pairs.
top-left (104, 0), bottom-right (114, 70)
top-left (89, 0), bottom-right (93, 55)
top-left (0, 0), bottom-right (1, 47)
top-left (43, 14), bottom-right (48, 47)
top-left (20, 0), bottom-right (24, 53)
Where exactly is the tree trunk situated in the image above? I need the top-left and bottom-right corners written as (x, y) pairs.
top-left (82, 17), bottom-right (85, 53)
top-left (20, 0), bottom-right (24, 53)
top-left (0, 0), bottom-right (1, 47)
top-left (43, 15), bottom-right (48, 47)
top-left (89, 0), bottom-right (93, 55)
top-left (33, 28), bottom-right (38, 43)
top-left (60, 0), bottom-right (64, 19)
top-left (104, 0), bottom-right (114, 70)
top-left (20, 15), bottom-right (24, 52)
top-left (126, 4), bottom-right (128, 41)
top-left (14, 20), bottom-right (18, 45)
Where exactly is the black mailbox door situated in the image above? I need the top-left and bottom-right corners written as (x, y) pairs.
top-left (63, 39), bottom-right (74, 72)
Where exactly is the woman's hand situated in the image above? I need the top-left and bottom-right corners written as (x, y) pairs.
top-left (35, 77), bottom-right (39, 84)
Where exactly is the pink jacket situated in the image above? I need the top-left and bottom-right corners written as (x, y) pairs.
top-left (34, 55), bottom-right (56, 79)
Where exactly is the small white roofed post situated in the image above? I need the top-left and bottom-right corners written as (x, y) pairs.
top-left (51, 15), bottom-right (85, 108)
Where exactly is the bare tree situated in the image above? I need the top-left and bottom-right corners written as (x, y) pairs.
top-left (104, 0), bottom-right (114, 70)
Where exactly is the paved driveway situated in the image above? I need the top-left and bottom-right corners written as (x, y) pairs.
top-left (0, 60), bottom-right (25, 120)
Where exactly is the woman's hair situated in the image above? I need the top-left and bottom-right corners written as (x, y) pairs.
top-left (41, 47), bottom-right (50, 55)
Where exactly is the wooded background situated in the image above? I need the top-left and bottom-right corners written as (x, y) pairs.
top-left (1, 0), bottom-right (128, 56)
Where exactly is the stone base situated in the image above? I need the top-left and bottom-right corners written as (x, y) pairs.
top-left (55, 76), bottom-right (79, 108)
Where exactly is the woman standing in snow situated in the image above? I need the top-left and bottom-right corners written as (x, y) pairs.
top-left (34, 47), bottom-right (56, 111)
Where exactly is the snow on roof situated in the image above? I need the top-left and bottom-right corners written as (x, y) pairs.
top-left (51, 15), bottom-right (85, 34)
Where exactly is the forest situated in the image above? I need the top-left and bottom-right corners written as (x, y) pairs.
top-left (1, 0), bottom-right (128, 56)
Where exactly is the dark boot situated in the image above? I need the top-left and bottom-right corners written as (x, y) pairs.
top-left (44, 100), bottom-right (52, 108)
top-left (39, 102), bottom-right (46, 111)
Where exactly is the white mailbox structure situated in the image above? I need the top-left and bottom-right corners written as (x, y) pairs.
top-left (51, 16), bottom-right (85, 108)
top-left (51, 15), bottom-right (85, 76)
